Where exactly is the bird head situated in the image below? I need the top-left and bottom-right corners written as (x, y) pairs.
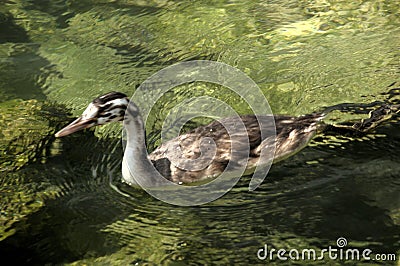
top-left (55, 92), bottom-right (129, 137)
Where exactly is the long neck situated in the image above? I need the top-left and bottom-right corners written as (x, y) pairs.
top-left (121, 101), bottom-right (163, 187)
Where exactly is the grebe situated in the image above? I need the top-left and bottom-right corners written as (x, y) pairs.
top-left (55, 92), bottom-right (399, 186)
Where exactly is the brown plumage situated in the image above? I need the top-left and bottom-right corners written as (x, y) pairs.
top-left (148, 114), bottom-right (322, 183)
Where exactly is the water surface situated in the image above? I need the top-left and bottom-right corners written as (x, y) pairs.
top-left (0, 0), bottom-right (399, 264)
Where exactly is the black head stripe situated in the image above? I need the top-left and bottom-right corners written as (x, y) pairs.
top-left (93, 92), bottom-right (128, 105)
top-left (98, 112), bottom-right (112, 118)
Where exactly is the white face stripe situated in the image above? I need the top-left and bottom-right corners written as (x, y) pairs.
top-left (99, 98), bottom-right (129, 108)
top-left (82, 103), bottom-right (98, 119)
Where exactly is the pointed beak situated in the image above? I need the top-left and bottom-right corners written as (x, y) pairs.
top-left (55, 116), bottom-right (96, 137)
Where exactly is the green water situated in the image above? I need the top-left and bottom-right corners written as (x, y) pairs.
top-left (1, 0), bottom-right (399, 264)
